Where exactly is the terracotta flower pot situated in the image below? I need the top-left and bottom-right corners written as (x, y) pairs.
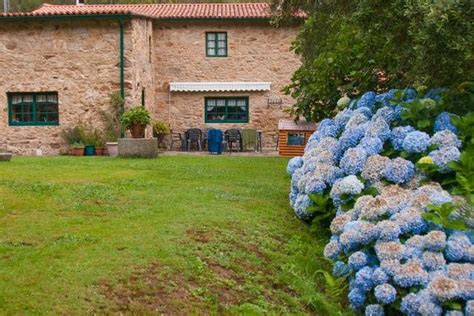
top-left (95, 147), bottom-right (106, 156)
top-left (71, 147), bottom-right (84, 156)
top-left (130, 123), bottom-right (146, 138)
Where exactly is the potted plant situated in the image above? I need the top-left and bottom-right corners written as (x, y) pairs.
top-left (102, 92), bottom-right (124, 156)
top-left (71, 142), bottom-right (85, 156)
top-left (61, 125), bottom-right (85, 155)
top-left (121, 106), bottom-right (151, 138)
top-left (93, 129), bottom-right (106, 156)
top-left (81, 125), bottom-right (97, 156)
top-left (152, 121), bottom-right (170, 148)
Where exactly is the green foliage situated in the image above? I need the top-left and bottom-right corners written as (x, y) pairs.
top-left (423, 203), bottom-right (469, 231)
top-left (452, 112), bottom-right (474, 146)
top-left (60, 125), bottom-right (83, 145)
top-left (307, 192), bottom-right (336, 228)
top-left (448, 148), bottom-right (474, 205)
top-left (315, 270), bottom-right (348, 304)
top-left (101, 92), bottom-right (124, 142)
top-left (273, 0), bottom-right (473, 121)
top-left (152, 121), bottom-right (170, 136)
top-left (398, 94), bottom-right (443, 133)
top-left (121, 105), bottom-right (151, 130)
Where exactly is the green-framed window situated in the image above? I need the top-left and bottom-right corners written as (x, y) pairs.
top-left (206, 32), bottom-right (227, 57)
top-left (8, 92), bottom-right (59, 126)
top-left (205, 97), bottom-right (249, 123)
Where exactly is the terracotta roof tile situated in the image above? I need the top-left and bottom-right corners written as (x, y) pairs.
top-left (1, 3), bottom-right (276, 19)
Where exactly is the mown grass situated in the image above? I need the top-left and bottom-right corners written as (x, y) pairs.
top-left (0, 156), bottom-right (350, 315)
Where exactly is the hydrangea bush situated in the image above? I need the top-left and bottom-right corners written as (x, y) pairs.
top-left (287, 89), bottom-right (473, 315)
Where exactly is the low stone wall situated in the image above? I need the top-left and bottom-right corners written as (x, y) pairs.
top-left (118, 138), bottom-right (158, 158)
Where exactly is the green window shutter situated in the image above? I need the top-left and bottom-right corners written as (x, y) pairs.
top-left (8, 92), bottom-right (59, 126)
top-left (205, 97), bottom-right (249, 123)
top-left (206, 32), bottom-right (227, 57)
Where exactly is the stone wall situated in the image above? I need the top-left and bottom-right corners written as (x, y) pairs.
top-left (153, 20), bottom-right (301, 149)
top-left (0, 19), bottom-right (122, 155)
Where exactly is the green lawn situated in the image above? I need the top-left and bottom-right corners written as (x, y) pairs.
top-left (0, 156), bottom-right (348, 315)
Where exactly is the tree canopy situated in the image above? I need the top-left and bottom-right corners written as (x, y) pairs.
top-left (271, 0), bottom-right (473, 122)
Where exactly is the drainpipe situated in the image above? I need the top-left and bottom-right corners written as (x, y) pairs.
top-left (119, 18), bottom-right (125, 137)
top-left (119, 18), bottom-right (125, 103)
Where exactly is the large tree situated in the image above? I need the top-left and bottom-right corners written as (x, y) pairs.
top-left (271, 0), bottom-right (473, 122)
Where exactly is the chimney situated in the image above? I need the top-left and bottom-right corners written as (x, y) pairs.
top-left (76, 0), bottom-right (85, 5)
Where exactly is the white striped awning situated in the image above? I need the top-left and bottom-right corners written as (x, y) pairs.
top-left (169, 82), bottom-right (272, 92)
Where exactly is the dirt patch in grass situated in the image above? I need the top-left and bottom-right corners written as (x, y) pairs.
top-left (96, 262), bottom-right (204, 314)
top-left (185, 227), bottom-right (214, 243)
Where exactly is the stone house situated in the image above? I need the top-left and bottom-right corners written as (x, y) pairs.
top-left (0, 3), bottom-right (301, 155)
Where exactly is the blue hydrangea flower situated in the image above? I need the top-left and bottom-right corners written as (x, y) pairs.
top-left (372, 268), bottom-right (389, 286)
top-left (365, 118), bottom-right (391, 141)
top-left (393, 260), bottom-right (429, 288)
top-left (434, 112), bottom-right (458, 134)
top-left (293, 194), bottom-right (313, 220)
top-left (287, 156), bottom-right (303, 176)
top-left (354, 106), bottom-right (373, 119)
top-left (402, 88), bottom-right (417, 101)
top-left (356, 91), bottom-right (377, 110)
top-left (291, 168), bottom-right (303, 190)
top-left (390, 126), bottom-right (415, 151)
top-left (445, 311), bottom-right (464, 316)
top-left (377, 220), bottom-right (401, 241)
top-left (340, 147), bottom-right (368, 175)
top-left (330, 175), bottom-right (364, 206)
top-left (424, 230), bottom-right (447, 252)
top-left (357, 136), bottom-right (384, 156)
top-left (334, 109), bottom-right (353, 131)
top-left (349, 251), bottom-right (369, 271)
top-left (313, 163), bottom-right (344, 186)
top-left (346, 112), bottom-right (370, 130)
top-left (400, 293), bottom-right (419, 315)
top-left (466, 300), bottom-right (474, 315)
top-left (428, 146), bottom-right (461, 172)
top-left (333, 261), bottom-right (351, 277)
top-left (445, 232), bottom-right (471, 262)
top-left (354, 266), bottom-right (374, 292)
top-left (430, 130), bottom-right (461, 149)
top-left (421, 251), bottom-right (446, 271)
top-left (349, 287), bottom-right (366, 309)
top-left (384, 157), bottom-right (415, 184)
top-left (374, 283), bottom-right (397, 304)
top-left (402, 131), bottom-right (431, 153)
top-left (373, 106), bottom-right (396, 124)
top-left (340, 221), bottom-right (378, 252)
top-left (304, 177), bottom-right (327, 194)
top-left (289, 190), bottom-right (298, 207)
top-left (324, 239), bottom-right (343, 260)
top-left (391, 207), bottom-right (428, 235)
top-left (365, 304), bottom-right (384, 316)
top-left (319, 118), bottom-right (335, 130)
top-left (339, 123), bottom-right (369, 152)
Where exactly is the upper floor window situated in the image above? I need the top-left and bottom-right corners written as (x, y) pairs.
top-left (205, 97), bottom-right (248, 123)
top-left (206, 32), bottom-right (227, 57)
top-left (8, 92), bottom-right (59, 126)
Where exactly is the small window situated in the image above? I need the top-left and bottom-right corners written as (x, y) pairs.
top-left (205, 97), bottom-right (248, 123)
top-left (287, 132), bottom-right (305, 146)
top-left (8, 92), bottom-right (59, 126)
top-left (206, 32), bottom-right (227, 57)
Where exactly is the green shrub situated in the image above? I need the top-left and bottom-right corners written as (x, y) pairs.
top-left (121, 106), bottom-right (151, 130)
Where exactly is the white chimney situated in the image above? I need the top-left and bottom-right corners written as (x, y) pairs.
top-left (76, 0), bottom-right (85, 5)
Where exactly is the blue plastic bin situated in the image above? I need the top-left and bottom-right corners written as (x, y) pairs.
top-left (208, 129), bottom-right (223, 154)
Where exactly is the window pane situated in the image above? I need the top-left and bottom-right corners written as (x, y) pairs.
top-left (217, 40), bottom-right (226, 48)
top-left (217, 33), bottom-right (226, 40)
top-left (217, 49), bottom-right (226, 56)
top-left (288, 133), bottom-right (305, 146)
top-left (22, 95), bottom-right (33, 103)
top-left (207, 33), bottom-right (216, 40)
top-left (47, 94), bottom-right (58, 103)
top-left (207, 48), bottom-right (216, 56)
top-left (36, 94), bottom-right (47, 103)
